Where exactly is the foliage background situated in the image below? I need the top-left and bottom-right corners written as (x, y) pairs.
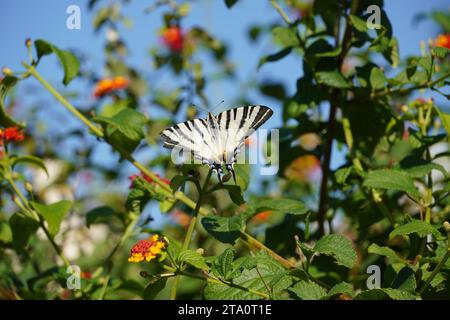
top-left (1, 0), bottom-right (450, 300)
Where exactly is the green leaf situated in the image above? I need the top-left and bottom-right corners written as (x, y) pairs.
top-left (313, 234), bottom-right (357, 269)
top-left (0, 222), bottom-right (13, 244)
top-left (243, 198), bottom-right (309, 221)
top-left (389, 219), bottom-right (444, 240)
top-left (363, 169), bottom-right (421, 202)
top-left (233, 164), bottom-right (249, 191)
top-left (11, 155), bottom-right (49, 177)
top-left (335, 166), bottom-right (352, 185)
top-left (93, 108), bottom-right (146, 142)
top-left (86, 206), bottom-right (117, 228)
top-left (390, 267), bottom-right (416, 293)
top-left (212, 248), bottom-right (236, 280)
top-left (143, 278), bottom-right (167, 300)
top-left (31, 200), bottom-right (72, 237)
top-left (34, 39), bottom-right (80, 85)
top-left (368, 243), bottom-right (405, 263)
top-left (431, 46), bottom-right (450, 58)
top-left (204, 252), bottom-right (287, 300)
top-left (316, 71), bottom-right (350, 88)
top-left (9, 213), bottom-right (39, 251)
top-left (257, 47), bottom-right (292, 69)
top-left (370, 67), bottom-right (386, 90)
top-left (354, 288), bottom-right (416, 300)
top-left (289, 280), bottom-right (327, 300)
top-left (349, 15), bottom-right (368, 32)
top-left (396, 156), bottom-right (447, 178)
top-left (327, 282), bottom-right (353, 298)
top-left (271, 26), bottom-right (299, 47)
top-left (217, 185), bottom-right (245, 205)
top-left (178, 249), bottom-right (209, 271)
top-left (435, 107), bottom-right (450, 142)
top-left (0, 76), bottom-right (24, 128)
top-left (201, 215), bottom-right (242, 244)
top-left (224, 0), bottom-right (238, 8)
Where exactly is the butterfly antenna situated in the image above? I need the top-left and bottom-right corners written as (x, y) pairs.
top-left (210, 100), bottom-right (225, 114)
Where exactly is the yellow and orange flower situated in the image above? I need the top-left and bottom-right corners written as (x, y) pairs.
top-left (128, 235), bottom-right (166, 263)
top-left (93, 76), bottom-right (129, 98)
top-left (434, 34), bottom-right (450, 49)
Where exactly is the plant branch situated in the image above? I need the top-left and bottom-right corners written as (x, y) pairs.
top-left (418, 247), bottom-right (450, 295)
top-left (270, 0), bottom-right (292, 25)
top-left (170, 170), bottom-right (212, 300)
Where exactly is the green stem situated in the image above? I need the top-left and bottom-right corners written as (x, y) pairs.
top-left (419, 247), bottom-right (450, 295)
top-left (270, 0), bottom-right (292, 24)
top-left (372, 72), bottom-right (450, 99)
top-left (6, 176), bottom-right (70, 267)
top-left (176, 269), bottom-right (270, 300)
top-left (99, 211), bottom-right (140, 300)
top-left (170, 170), bottom-right (212, 300)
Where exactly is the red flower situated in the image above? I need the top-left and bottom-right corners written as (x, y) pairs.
top-left (162, 27), bottom-right (184, 53)
top-left (128, 235), bottom-right (166, 263)
top-left (434, 34), bottom-right (450, 49)
top-left (128, 172), bottom-right (170, 188)
top-left (0, 127), bottom-right (24, 143)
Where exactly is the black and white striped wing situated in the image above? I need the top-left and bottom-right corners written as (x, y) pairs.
top-left (217, 105), bottom-right (273, 164)
top-left (160, 118), bottom-right (222, 165)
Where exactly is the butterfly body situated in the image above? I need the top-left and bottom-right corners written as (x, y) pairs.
top-left (160, 105), bottom-right (273, 182)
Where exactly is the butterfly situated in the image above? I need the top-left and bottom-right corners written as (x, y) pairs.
top-left (160, 105), bottom-right (273, 183)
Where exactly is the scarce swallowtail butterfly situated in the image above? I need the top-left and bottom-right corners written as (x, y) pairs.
top-left (160, 105), bottom-right (273, 183)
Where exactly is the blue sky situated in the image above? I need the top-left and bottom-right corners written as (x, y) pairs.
top-left (1, 1), bottom-right (449, 227)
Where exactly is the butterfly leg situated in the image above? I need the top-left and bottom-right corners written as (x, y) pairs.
top-left (226, 164), bottom-right (237, 184)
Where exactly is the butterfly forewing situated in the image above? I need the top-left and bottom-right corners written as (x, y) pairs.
top-left (160, 105), bottom-right (273, 169)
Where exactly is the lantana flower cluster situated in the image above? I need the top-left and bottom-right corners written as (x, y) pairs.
top-left (93, 76), bottom-right (129, 98)
top-left (128, 235), bottom-right (166, 263)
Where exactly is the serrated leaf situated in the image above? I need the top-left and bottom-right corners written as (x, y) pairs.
top-left (212, 248), bottom-right (236, 280)
top-left (368, 243), bottom-right (405, 263)
top-left (354, 288), bottom-right (417, 300)
top-left (314, 234), bottom-right (357, 269)
top-left (93, 108), bottom-right (146, 141)
top-left (178, 249), bottom-right (209, 270)
top-left (289, 280), bottom-right (327, 300)
top-left (389, 220), bottom-right (444, 240)
top-left (363, 169), bottom-right (421, 202)
top-left (34, 39), bottom-right (80, 85)
top-left (201, 215), bottom-right (242, 244)
top-left (31, 200), bottom-right (72, 237)
top-left (204, 252), bottom-right (286, 300)
top-left (328, 282), bottom-right (353, 298)
top-left (316, 71), bottom-right (350, 88)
